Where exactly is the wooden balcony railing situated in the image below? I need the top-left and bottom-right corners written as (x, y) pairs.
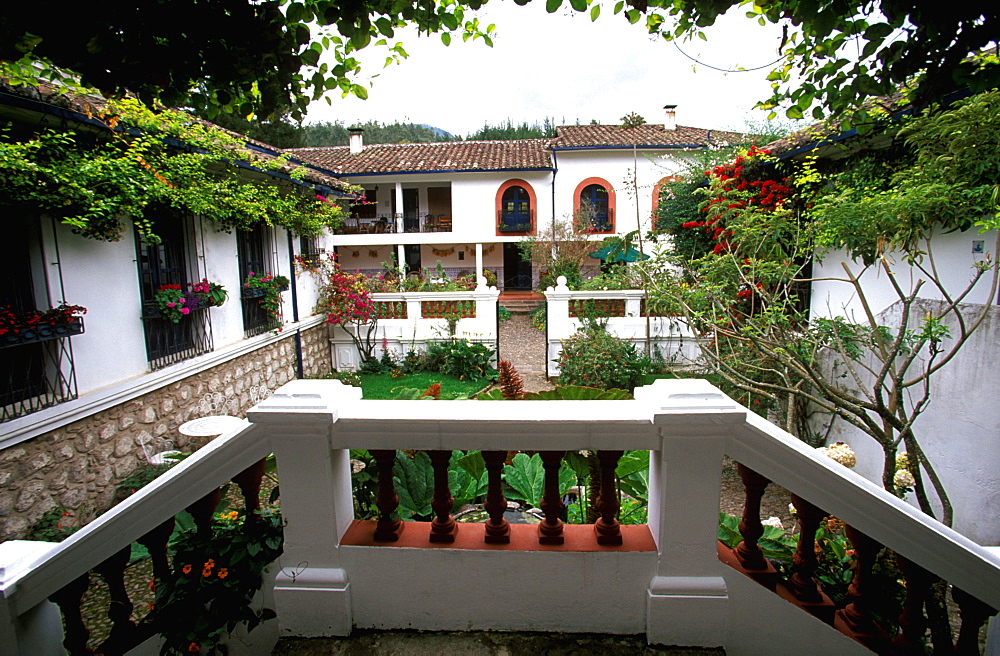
top-left (3, 379), bottom-right (999, 655)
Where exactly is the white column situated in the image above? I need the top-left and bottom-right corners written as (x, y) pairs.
top-left (475, 243), bottom-right (484, 286)
top-left (396, 244), bottom-right (406, 281)
top-left (394, 183), bottom-right (404, 233)
top-left (0, 541), bottom-right (65, 656)
top-left (247, 379), bottom-right (361, 637)
top-left (634, 378), bottom-right (744, 647)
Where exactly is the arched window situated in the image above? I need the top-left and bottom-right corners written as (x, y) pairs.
top-left (573, 177), bottom-right (615, 233)
top-left (495, 180), bottom-right (536, 235)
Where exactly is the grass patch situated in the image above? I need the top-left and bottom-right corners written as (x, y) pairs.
top-left (359, 372), bottom-right (491, 399)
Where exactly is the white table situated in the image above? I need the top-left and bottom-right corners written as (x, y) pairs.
top-left (178, 414), bottom-right (248, 438)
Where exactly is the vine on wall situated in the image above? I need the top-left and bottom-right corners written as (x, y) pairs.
top-left (0, 90), bottom-right (359, 242)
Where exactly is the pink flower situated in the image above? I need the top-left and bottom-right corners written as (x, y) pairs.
top-left (181, 308), bottom-right (190, 315)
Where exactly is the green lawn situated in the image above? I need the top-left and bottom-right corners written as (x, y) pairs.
top-left (358, 372), bottom-right (493, 399)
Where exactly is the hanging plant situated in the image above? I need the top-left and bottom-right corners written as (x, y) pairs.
top-left (243, 272), bottom-right (289, 324)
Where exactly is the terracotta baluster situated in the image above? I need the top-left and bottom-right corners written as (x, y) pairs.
top-left (233, 457), bottom-right (267, 517)
top-left (787, 494), bottom-right (825, 603)
top-left (894, 555), bottom-right (933, 652)
top-left (733, 463), bottom-right (770, 569)
top-left (186, 486), bottom-right (222, 537)
top-left (428, 450), bottom-right (458, 542)
top-left (371, 449), bottom-right (403, 541)
top-left (594, 450), bottom-right (624, 545)
top-left (138, 517), bottom-right (176, 586)
top-left (94, 544), bottom-right (137, 652)
top-left (482, 450), bottom-right (510, 544)
top-left (48, 573), bottom-right (90, 656)
top-left (952, 586), bottom-right (998, 655)
top-left (835, 525), bottom-right (892, 652)
top-left (537, 450), bottom-right (566, 545)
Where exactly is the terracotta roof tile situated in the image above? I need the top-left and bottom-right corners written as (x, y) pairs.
top-left (552, 124), bottom-right (749, 148)
top-left (288, 139), bottom-right (554, 175)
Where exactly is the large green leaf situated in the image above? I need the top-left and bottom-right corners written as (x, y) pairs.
top-left (615, 450), bottom-right (648, 478)
top-left (449, 451), bottom-right (488, 506)
top-left (394, 451), bottom-right (433, 519)
top-left (503, 453), bottom-right (576, 506)
top-left (526, 385), bottom-right (633, 400)
top-left (503, 453), bottom-right (544, 504)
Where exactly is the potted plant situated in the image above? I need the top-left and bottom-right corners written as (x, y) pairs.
top-left (0, 303), bottom-right (86, 347)
top-left (153, 280), bottom-right (228, 323)
top-left (243, 272), bottom-right (289, 323)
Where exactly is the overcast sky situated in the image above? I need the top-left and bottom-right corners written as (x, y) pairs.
top-left (305, 1), bottom-right (797, 137)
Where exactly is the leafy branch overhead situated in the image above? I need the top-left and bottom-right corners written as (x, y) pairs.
top-left (2, 1), bottom-right (996, 122)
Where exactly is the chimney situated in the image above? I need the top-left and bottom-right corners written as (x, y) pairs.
top-left (348, 127), bottom-right (364, 154)
top-left (663, 105), bottom-right (677, 131)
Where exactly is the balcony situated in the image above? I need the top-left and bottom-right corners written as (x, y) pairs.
top-left (334, 214), bottom-right (453, 236)
top-left (2, 379), bottom-right (998, 655)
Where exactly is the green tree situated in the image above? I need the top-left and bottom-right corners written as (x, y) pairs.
top-left (649, 91), bottom-right (1000, 529)
top-left (5, 1), bottom-right (995, 123)
top-left (303, 120), bottom-right (455, 146)
top-left (465, 118), bottom-right (557, 140)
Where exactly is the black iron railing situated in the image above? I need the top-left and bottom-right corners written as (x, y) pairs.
top-left (142, 307), bottom-right (213, 371)
top-left (1, 333), bottom-right (80, 422)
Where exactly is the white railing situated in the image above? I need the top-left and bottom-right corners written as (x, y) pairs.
top-left (0, 420), bottom-right (271, 656)
top-left (543, 278), bottom-right (699, 376)
top-left (3, 378), bottom-right (999, 655)
top-left (330, 286), bottom-right (499, 370)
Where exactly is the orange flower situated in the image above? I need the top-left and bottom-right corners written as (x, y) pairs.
top-left (217, 568), bottom-right (229, 579)
top-left (188, 642), bottom-right (200, 653)
top-left (181, 564), bottom-right (192, 574)
top-left (204, 559), bottom-right (215, 568)
top-left (148, 577), bottom-right (156, 590)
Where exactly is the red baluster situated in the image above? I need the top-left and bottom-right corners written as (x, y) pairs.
top-left (787, 494), bottom-right (825, 603)
top-left (482, 450), bottom-right (510, 544)
top-left (537, 450), bottom-right (565, 545)
top-left (428, 450), bottom-right (458, 543)
top-left (233, 457), bottom-right (267, 517)
top-left (835, 525), bottom-right (892, 652)
top-left (48, 573), bottom-right (90, 656)
top-left (952, 586), bottom-right (998, 655)
top-left (186, 487), bottom-right (222, 536)
top-left (371, 449), bottom-right (403, 541)
top-left (94, 544), bottom-right (137, 652)
top-left (894, 555), bottom-right (933, 652)
top-left (733, 463), bottom-right (770, 570)
top-left (139, 518), bottom-right (176, 586)
top-left (594, 450), bottom-right (623, 545)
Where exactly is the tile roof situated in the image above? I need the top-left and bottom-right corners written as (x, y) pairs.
top-left (288, 138), bottom-right (554, 176)
top-left (289, 123), bottom-right (751, 175)
top-left (552, 124), bottom-right (749, 148)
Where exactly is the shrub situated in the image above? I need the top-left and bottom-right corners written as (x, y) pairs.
top-left (425, 339), bottom-right (498, 381)
top-left (556, 328), bottom-right (650, 391)
top-left (322, 369), bottom-right (362, 387)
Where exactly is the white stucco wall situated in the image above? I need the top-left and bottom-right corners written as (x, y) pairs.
top-left (551, 148), bottom-right (692, 238)
top-left (818, 299), bottom-right (1000, 546)
top-left (43, 221), bottom-right (149, 393)
top-left (810, 228), bottom-right (999, 321)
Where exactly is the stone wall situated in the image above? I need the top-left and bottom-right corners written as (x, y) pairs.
top-left (0, 324), bottom-right (331, 541)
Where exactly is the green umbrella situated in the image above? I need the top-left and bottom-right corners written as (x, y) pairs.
top-left (588, 245), bottom-right (650, 263)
